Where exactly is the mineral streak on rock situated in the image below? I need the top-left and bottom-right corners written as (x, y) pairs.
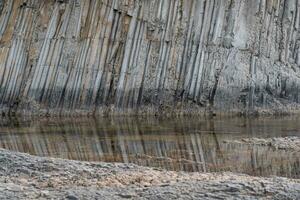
top-left (0, 0), bottom-right (300, 115)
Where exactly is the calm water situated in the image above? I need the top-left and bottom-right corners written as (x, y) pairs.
top-left (0, 116), bottom-right (299, 178)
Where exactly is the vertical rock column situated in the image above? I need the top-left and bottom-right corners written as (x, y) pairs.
top-left (0, 0), bottom-right (299, 115)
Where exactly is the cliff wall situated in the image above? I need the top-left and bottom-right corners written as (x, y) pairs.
top-left (0, 0), bottom-right (300, 115)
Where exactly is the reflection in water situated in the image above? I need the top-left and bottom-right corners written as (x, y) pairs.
top-left (0, 116), bottom-right (299, 178)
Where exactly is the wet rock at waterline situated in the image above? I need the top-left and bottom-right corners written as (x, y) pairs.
top-left (0, 0), bottom-right (300, 115)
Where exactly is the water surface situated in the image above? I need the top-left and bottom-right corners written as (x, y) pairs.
top-left (0, 116), bottom-right (299, 178)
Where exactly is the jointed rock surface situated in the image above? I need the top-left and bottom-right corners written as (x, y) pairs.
top-left (0, 0), bottom-right (300, 116)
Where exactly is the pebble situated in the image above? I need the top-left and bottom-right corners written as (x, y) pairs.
top-left (66, 195), bottom-right (78, 200)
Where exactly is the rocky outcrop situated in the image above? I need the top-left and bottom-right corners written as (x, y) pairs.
top-left (0, 0), bottom-right (300, 115)
top-left (0, 148), bottom-right (299, 199)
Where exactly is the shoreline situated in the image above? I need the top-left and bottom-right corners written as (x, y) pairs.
top-left (0, 149), bottom-right (299, 199)
top-left (2, 104), bottom-right (300, 118)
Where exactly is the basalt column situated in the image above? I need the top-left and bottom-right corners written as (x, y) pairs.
top-left (0, 0), bottom-right (299, 115)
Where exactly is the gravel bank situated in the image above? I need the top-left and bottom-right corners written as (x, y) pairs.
top-left (0, 149), bottom-right (299, 199)
top-left (224, 137), bottom-right (300, 151)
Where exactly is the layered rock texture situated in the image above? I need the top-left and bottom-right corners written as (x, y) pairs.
top-left (0, 0), bottom-right (300, 115)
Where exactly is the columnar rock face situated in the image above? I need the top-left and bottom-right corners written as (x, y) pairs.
top-left (0, 0), bottom-right (299, 115)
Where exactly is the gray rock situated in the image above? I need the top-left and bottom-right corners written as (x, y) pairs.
top-left (66, 195), bottom-right (78, 200)
top-left (0, 0), bottom-right (299, 116)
